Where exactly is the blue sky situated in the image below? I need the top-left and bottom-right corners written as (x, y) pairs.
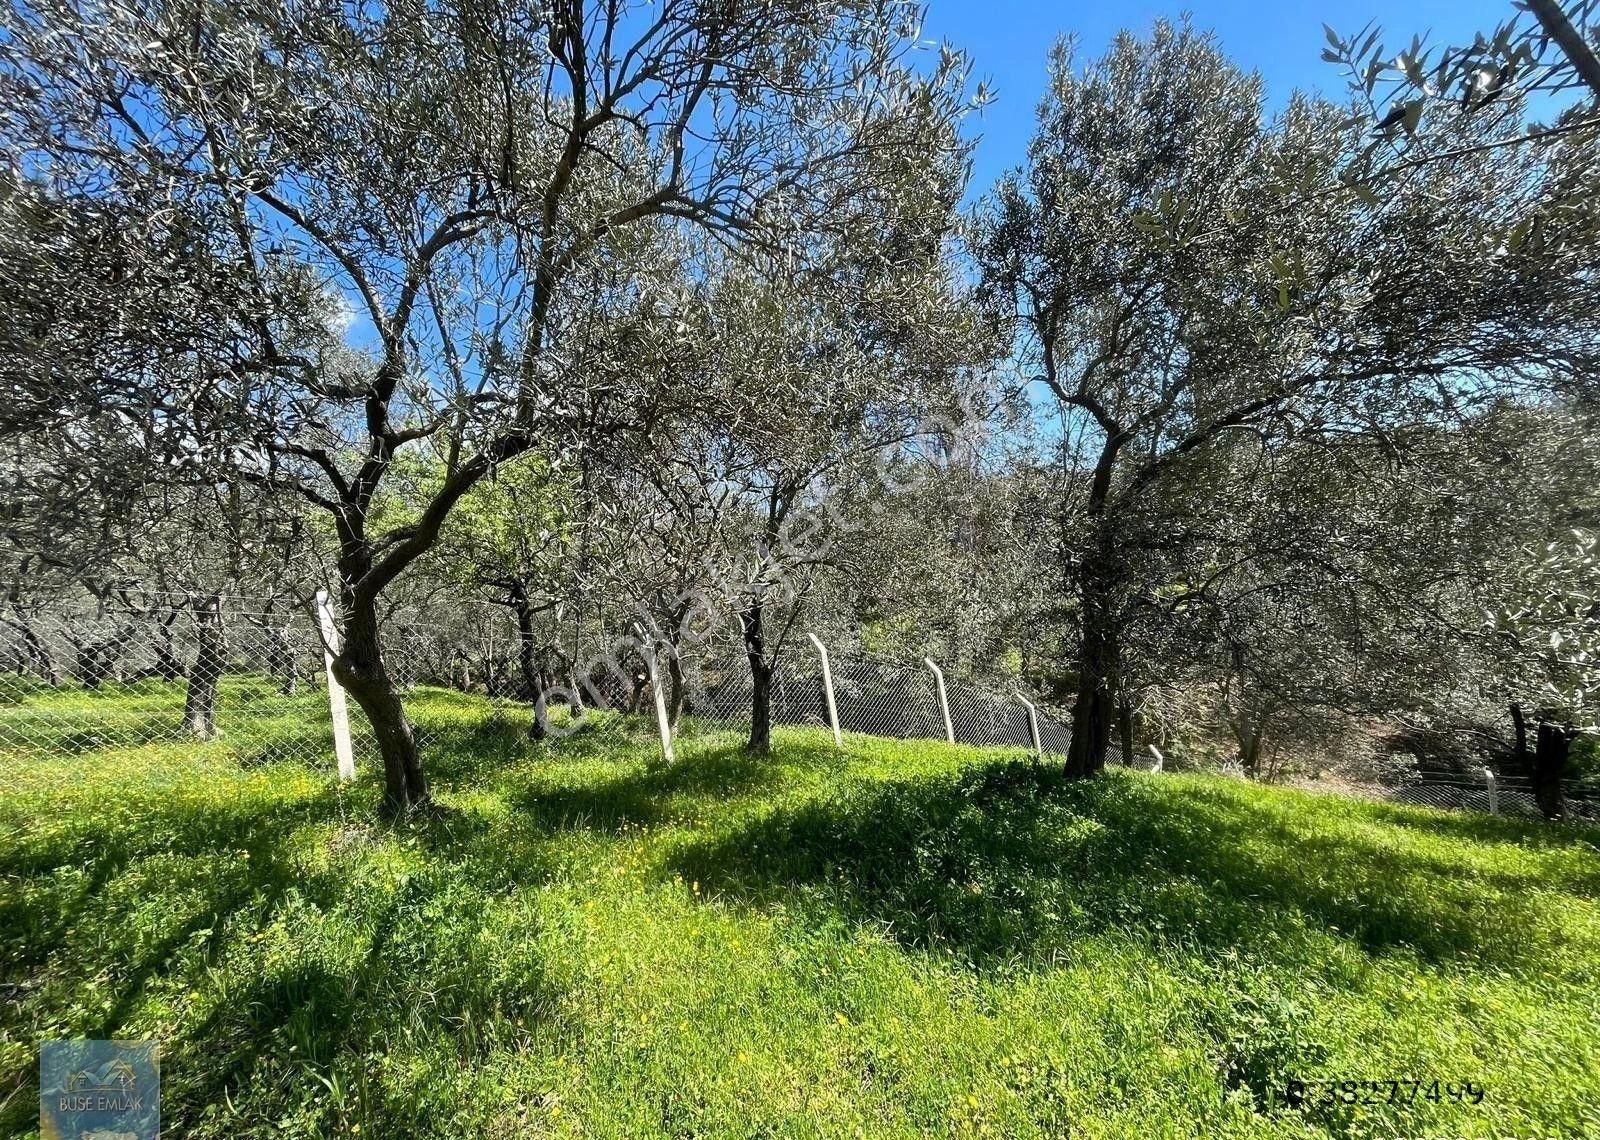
top-left (923, 0), bottom-right (1518, 197)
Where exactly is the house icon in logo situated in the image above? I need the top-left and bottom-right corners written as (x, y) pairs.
top-left (65, 1059), bottom-right (139, 1096)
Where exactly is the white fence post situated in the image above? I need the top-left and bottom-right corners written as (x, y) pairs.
top-left (643, 644), bottom-right (676, 765)
top-left (924, 657), bottom-right (955, 744)
top-left (1015, 693), bottom-right (1042, 761)
top-left (315, 589), bottom-right (356, 782)
top-left (807, 633), bottom-right (842, 748)
top-left (1148, 744), bottom-right (1164, 773)
top-left (1484, 766), bottom-right (1500, 815)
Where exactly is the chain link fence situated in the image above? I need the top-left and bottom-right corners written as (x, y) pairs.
top-left (17, 594), bottom-right (1590, 823)
top-left (1386, 769), bottom-right (1599, 821)
top-left (0, 593), bottom-right (530, 766)
top-left (672, 639), bottom-right (1132, 766)
top-left (1, 594), bottom-right (337, 763)
top-left (1, 594), bottom-right (1130, 774)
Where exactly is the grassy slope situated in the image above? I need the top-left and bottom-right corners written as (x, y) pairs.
top-left (2, 690), bottom-right (1599, 1138)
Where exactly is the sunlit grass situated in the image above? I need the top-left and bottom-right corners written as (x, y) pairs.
top-left (2, 695), bottom-right (1598, 1137)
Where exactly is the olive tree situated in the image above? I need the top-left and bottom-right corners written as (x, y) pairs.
top-left (977, 20), bottom-right (1600, 777)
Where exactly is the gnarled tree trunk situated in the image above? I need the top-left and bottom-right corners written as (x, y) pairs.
top-left (182, 595), bottom-right (225, 739)
top-left (741, 600), bottom-right (772, 756)
top-left (334, 598), bottom-right (427, 818)
top-left (665, 650), bottom-right (686, 728)
top-left (1533, 718), bottom-right (1572, 821)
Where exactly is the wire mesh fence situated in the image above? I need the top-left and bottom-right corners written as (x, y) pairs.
top-left (1384, 770), bottom-right (1599, 821)
top-left (0, 593), bottom-right (528, 766)
top-left (1, 594), bottom-right (337, 763)
top-left (9, 594), bottom-right (1591, 822)
top-left (0, 594), bottom-right (1128, 774)
top-left (672, 639), bottom-right (1132, 767)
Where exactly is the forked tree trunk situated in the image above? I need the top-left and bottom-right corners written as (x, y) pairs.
top-left (334, 600), bottom-right (427, 818)
top-left (182, 595), bottom-right (225, 739)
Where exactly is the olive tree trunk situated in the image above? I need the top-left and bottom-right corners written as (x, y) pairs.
top-left (1116, 697), bottom-right (1136, 768)
top-left (182, 595), bottom-right (225, 739)
top-left (1065, 446), bottom-right (1123, 778)
top-left (1533, 719), bottom-right (1572, 821)
top-left (333, 599), bottom-right (427, 818)
top-left (1065, 617), bottom-right (1115, 776)
top-left (1512, 704), bottom-right (1571, 820)
top-left (666, 650), bottom-right (686, 728)
top-left (741, 600), bottom-right (772, 756)
top-left (509, 585), bottom-right (550, 740)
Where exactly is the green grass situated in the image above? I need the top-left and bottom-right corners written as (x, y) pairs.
top-left (2, 691), bottom-right (1599, 1138)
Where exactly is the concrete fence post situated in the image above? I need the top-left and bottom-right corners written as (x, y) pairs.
top-left (1148, 744), bottom-right (1165, 774)
top-left (807, 633), bottom-right (842, 748)
top-left (1484, 766), bottom-right (1500, 815)
top-left (1015, 693), bottom-right (1042, 762)
top-left (643, 643), bottom-right (676, 765)
top-left (923, 657), bottom-right (955, 744)
top-left (314, 589), bottom-right (357, 782)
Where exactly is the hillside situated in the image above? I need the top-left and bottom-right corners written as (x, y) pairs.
top-left (3, 698), bottom-right (1599, 1138)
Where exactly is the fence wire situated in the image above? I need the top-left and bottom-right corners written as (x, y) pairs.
top-left (0, 594), bottom-right (521, 765)
top-left (674, 641), bottom-right (1132, 768)
top-left (15, 595), bottom-right (1592, 822)
top-left (0, 593), bottom-right (1135, 773)
top-left (1385, 772), bottom-right (1598, 821)
top-left (1, 596), bottom-right (338, 763)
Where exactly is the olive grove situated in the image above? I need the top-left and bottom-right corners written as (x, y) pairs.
top-left (5, 0), bottom-right (1600, 818)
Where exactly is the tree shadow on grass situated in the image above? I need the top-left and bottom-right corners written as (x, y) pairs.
top-left (0, 783), bottom-right (350, 978)
top-left (163, 862), bottom-right (560, 1129)
top-left (511, 736), bottom-right (806, 834)
top-left (663, 761), bottom-right (1600, 972)
top-left (514, 747), bottom-right (770, 832)
top-left (0, 805), bottom-right (328, 1136)
top-left (1, 780), bottom-right (563, 1137)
